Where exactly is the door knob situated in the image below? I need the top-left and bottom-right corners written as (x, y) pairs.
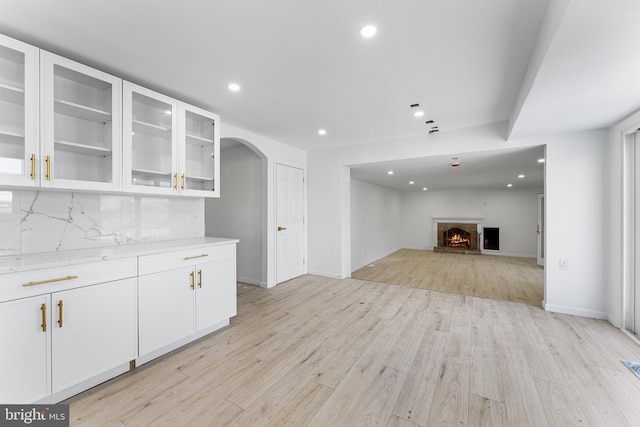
top-left (278, 226), bottom-right (286, 231)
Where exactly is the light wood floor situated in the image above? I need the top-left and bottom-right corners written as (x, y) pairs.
top-left (352, 249), bottom-right (544, 306)
top-left (65, 275), bottom-right (640, 426)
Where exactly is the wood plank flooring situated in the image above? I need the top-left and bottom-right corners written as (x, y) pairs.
top-left (64, 275), bottom-right (640, 426)
top-left (351, 249), bottom-right (543, 306)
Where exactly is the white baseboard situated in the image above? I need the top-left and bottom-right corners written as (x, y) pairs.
top-left (307, 269), bottom-right (344, 279)
top-left (543, 303), bottom-right (608, 320)
top-left (237, 275), bottom-right (261, 286)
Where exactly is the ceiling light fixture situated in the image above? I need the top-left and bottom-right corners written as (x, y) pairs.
top-left (538, 158), bottom-right (545, 163)
top-left (360, 25), bottom-right (377, 38)
top-left (507, 184), bottom-right (513, 187)
top-left (409, 181), bottom-right (414, 185)
top-left (318, 129), bottom-right (327, 135)
top-left (410, 103), bottom-right (424, 117)
top-left (228, 82), bottom-right (241, 92)
top-left (387, 170), bottom-right (394, 175)
top-left (423, 187), bottom-right (428, 191)
top-left (518, 174), bottom-right (525, 178)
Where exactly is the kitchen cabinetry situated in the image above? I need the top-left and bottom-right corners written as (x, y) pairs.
top-left (0, 295), bottom-right (50, 403)
top-left (0, 258), bottom-right (137, 403)
top-left (137, 243), bottom-right (236, 363)
top-left (40, 51), bottom-right (122, 191)
top-left (123, 81), bottom-right (220, 197)
top-left (0, 33), bottom-right (39, 187)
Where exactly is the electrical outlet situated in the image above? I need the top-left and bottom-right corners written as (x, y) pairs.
top-left (559, 258), bottom-right (568, 270)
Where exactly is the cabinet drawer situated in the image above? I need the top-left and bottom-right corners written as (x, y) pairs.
top-left (138, 244), bottom-right (235, 276)
top-left (0, 257), bottom-right (137, 303)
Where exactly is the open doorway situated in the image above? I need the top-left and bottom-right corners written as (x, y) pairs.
top-left (205, 138), bottom-right (267, 287)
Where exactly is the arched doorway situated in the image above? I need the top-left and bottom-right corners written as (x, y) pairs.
top-left (205, 138), bottom-right (268, 286)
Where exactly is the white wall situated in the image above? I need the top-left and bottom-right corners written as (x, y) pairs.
top-left (220, 123), bottom-right (307, 287)
top-left (308, 121), bottom-right (609, 319)
top-left (350, 178), bottom-right (403, 271)
top-left (206, 143), bottom-right (262, 286)
top-left (401, 187), bottom-right (542, 257)
top-left (543, 129), bottom-right (607, 318)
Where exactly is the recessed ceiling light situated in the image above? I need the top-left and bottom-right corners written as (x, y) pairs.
top-left (318, 129), bottom-right (327, 135)
top-left (423, 187), bottom-right (428, 191)
top-left (518, 174), bottom-right (525, 178)
top-left (360, 25), bottom-right (377, 38)
top-left (164, 110), bottom-right (172, 115)
top-left (538, 158), bottom-right (545, 163)
top-left (387, 170), bottom-right (394, 175)
top-left (507, 184), bottom-right (513, 187)
top-left (228, 82), bottom-right (241, 92)
top-left (409, 181), bottom-right (414, 185)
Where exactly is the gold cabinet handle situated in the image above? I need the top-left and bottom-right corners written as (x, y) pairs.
top-left (190, 271), bottom-right (195, 290)
top-left (22, 275), bottom-right (78, 287)
top-left (45, 155), bottom-right (51, 180)
top-left (181, 173), bottom-right (185, 190)
top-left (278, 226), bottom-right (286, 231)
top-left (173, 173), bottom-right (178, 189)
top-left (198, 270), bottom-right (202, 288)
top-left (183, 254), bottom-right (208, 261)
top-left (30, 154), bottom-right (36, 179)
top-left (57, 300), bottom-right (63, 328)
top-left (41, 303), bottom-right (47, 332)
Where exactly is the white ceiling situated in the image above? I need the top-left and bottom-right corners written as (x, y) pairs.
top-left (1, 0), bottom-right (638, 190)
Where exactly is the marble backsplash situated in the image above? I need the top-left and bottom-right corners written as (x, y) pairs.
top-left (0, 190), bottom-right (204, 256)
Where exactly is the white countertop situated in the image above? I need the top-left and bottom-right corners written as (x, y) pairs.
top-left (0, 237), bottom-right (239, 275)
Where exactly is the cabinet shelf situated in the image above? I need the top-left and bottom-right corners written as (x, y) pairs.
top-left (131, 168), bottom-right (172, 177)
top-left (132, 120), bottom-right (171, 138)
top-left (0, 129), bottom-right (25, 144)
top-left (54, 140), bottom-right (112, 156)
top-left (185, 133), bottom-right (213, 145)
top-left (187, 175), bottom-right (213, 182)
top-left (54, 99), bottom-right (112, 123)
top-left (0, 81), bottom-right (24, 105)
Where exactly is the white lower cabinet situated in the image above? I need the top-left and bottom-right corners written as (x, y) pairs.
top-left (51, 278), bottom-right (136, 394)
top-left (138, 267), bottom-right (195, 356)
top-left (137, 243), bottom-right (237, 364)
top-left (0, 295), bottom-right (50, 403)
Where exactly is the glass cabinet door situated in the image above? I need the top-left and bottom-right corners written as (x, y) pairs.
top-left (179, 104), bottom-right (220, 198)
top-left (123, 82), bottom-right (177, 195)
top-left (40, 51), bottom-right (122, 191)
top-left (0, 34), bottom-right (38, 187)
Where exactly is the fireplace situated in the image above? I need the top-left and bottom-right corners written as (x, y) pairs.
top-left (433, 221), bottom-right (481, 255)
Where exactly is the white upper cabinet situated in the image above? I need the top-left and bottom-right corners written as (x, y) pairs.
top-left (0, 34), bottom-right (39, 187)
top-left (179, 104), bottom-right (220, 197)
top-left (40, 51), bottom-right (122, 191)
top-left (123, 81), bottom-right (178, 195)
top-left (124, 81), bottom-right (220, 197)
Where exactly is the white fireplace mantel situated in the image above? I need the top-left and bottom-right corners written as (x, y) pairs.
top-left (432, 217), bottom-right (483, 224)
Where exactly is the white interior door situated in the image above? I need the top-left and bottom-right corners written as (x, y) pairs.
top-left (276, 163), bottom-right (305, 283)
top-left (537, 193), bottom-right (545, 266)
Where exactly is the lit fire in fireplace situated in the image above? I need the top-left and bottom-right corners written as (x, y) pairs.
top-left (447, 232), bottom-right (471, 248)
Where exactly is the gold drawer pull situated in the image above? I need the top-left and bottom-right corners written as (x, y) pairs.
top-left (183, 254), bottom-right (208, 261)
top-left (173, 173), bottom-right (178, 189)
top-left (181, 173), bottom-right (185, 190)
top-left (41, 303), bottom-right (47, 332)
top-left (45, 155), bottom-right (51, 180)
top-left (198, 270), bottom-right (202, 288)
top-left (57, 300), bottom-right (63, 328)
top-left (190, 271), bottom-right (195, 290)
top-left (30, 154), bottom-right (36, 179)
top-left (22, 275), bottom-right (78, 287)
